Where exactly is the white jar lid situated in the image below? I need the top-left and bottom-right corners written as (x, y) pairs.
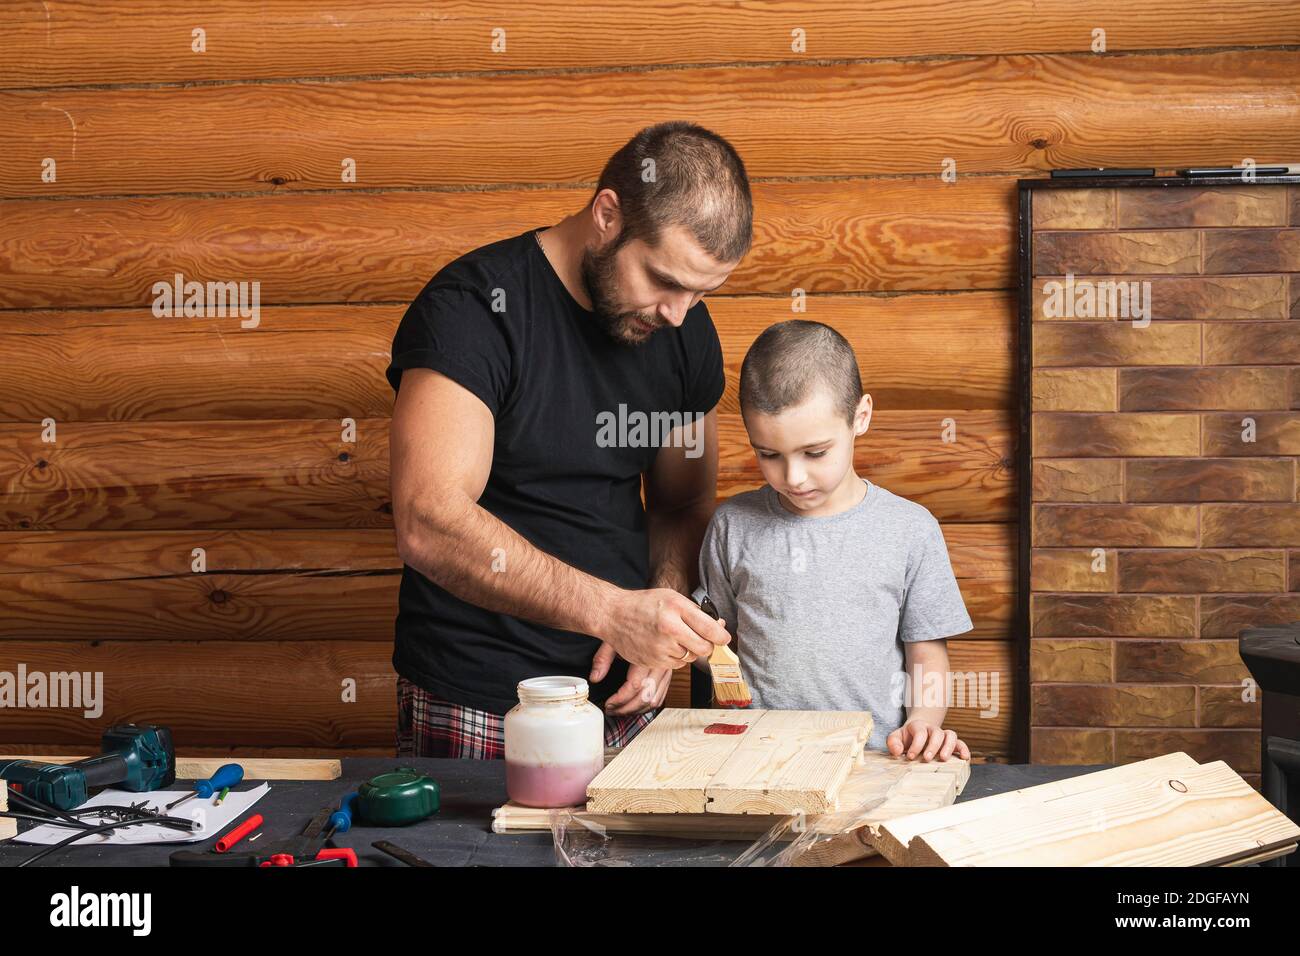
top-left (517, 676), bottom-right (589, 701)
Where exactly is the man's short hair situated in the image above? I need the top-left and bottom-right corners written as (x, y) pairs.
top-left (595, 121), bottom-right (753, 263)
top-left (740, 320), bottom-right (863, 424)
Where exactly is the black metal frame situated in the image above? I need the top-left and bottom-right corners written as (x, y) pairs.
top-left (1013, 174), bottom-right (1300, 764)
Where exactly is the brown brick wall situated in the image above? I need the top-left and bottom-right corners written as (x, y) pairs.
top-left (1027, 183), bottom-right (1300, 779)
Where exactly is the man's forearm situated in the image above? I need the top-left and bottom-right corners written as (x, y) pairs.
top-left (397, 492), bottom-right (619, 638)
top-left (646, 501), bottom-right (714, 594)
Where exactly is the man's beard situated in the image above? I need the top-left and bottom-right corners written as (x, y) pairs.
top-left (580, 239), bottom-right (663, 346)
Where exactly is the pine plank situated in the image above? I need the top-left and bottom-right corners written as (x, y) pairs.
top-left (499, 749), bottom-right (969, 867)
top-left (584, 708), bottom-right (873, 815)
top-left (872, 752), bottom-right (1199, 865)
top-left (908, 761), bottom-right (1300, 866)
top-left (0, 743), bottom-right (394, 759)
top-left (0, 755), bottom-right (341, 781)
top-left (704, 710), bottom-right (873, 814)
top-left (585, 709), bottom-right (766, 814)
top-left (793, 761), bottom-right (970, 866)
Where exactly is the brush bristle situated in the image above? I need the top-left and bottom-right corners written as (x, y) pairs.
top-left (709, 643), bottom-right (753, 709)
top-left (712, 678), bottom-right (752, 709)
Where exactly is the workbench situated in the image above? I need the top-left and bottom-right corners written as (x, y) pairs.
top-left (0, 757), bottom-right (1113, 867)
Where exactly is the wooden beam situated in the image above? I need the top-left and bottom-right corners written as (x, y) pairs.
top-left (0, 756), bottom-right (342, 781)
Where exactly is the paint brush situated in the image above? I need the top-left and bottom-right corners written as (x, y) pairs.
top-left (698, 595), bottom-right (752, 709)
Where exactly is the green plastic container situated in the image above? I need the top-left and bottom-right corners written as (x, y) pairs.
top-left (355, 767), bottom-right (440, 826)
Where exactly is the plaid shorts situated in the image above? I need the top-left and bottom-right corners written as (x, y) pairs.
top-left (396, 675), bottom-right (657, 759)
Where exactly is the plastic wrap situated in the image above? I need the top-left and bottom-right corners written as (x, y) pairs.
top-left (549, 774), bottom-right (896, 867)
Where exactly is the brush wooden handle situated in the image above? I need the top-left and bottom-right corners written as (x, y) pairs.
top-left (709, 642), bottom-right (740, 667)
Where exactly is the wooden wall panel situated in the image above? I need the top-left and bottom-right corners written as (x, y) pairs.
top-left (0, 180), bottom-right (1016, 308)
top-left (0, 638), bottom-right (1013, 755)
top-left (0, 641), bottom-right (394, 748)
top-left (4, 50), bottom-right (1298, 197)
top-left (0, 419), bottom-right (393, 531)
top-left (1, 412), bottom-right (1013, 530)
top-left (0, 293), bottom-right (1015, 421)
top-left (0, 524), bottom-right (1013, 642)
top-left (5, 1), bottom-right (1297, 87)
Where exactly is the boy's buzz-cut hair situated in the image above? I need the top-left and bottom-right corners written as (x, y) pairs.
top-left (739, 320), bottom-right (863, 425)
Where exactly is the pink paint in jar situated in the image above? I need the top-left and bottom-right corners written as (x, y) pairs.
top-left (504, 676), bottom-right (604, 809)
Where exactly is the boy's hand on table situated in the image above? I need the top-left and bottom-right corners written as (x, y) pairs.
top-left (886, 718), bottom-right (971, 762)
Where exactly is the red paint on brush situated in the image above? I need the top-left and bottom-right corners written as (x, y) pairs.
top-left (704, 722), bottom-right (748, 735)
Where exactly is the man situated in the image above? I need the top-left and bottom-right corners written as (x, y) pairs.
top-left (387, 121), bottom-right (753, 757)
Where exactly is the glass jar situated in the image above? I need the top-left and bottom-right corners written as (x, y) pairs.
top-left (504, 676), bottom-right (604, 808)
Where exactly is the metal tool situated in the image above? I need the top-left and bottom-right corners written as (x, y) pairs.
top-left (372, 840), bottom-right (435, 867)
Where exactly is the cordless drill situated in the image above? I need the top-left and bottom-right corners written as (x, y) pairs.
top-left (0, 723), bottom-right (175, 810)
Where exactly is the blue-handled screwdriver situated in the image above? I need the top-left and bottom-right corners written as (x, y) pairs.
top-left (322, 792), bottom-right (358, 842)
top-left (164, 763), bottom-right (244, 812)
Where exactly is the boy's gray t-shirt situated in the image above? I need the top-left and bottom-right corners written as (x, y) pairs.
top-left (695, 478), bottom-right (973, 750)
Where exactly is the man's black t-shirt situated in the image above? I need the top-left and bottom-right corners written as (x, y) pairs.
top-left (385, 227), bottom-right (726, 714)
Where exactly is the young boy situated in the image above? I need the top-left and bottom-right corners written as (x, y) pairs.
top-left (694, 320), bottom-right (973, 761)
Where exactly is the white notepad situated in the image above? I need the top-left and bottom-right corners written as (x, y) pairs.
top-left (13, 782), bottom-right (271, 845)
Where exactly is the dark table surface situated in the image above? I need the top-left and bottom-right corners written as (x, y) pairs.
top-left (0, 758), bottom-right (1114, 867)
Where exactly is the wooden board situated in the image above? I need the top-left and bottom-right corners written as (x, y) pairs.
top-left (794, 755), bottom-right (970, 867)
top-left (873, 751), bottom-right (1198, 864)
top-left (0, 755), bottom-right (342, 781)
top-left (877, 754), bottom-right (1300, 867)
top-left (585, 708), bottom-right (873, 815)
top-left (495, 749), bottom-right (969, 866)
